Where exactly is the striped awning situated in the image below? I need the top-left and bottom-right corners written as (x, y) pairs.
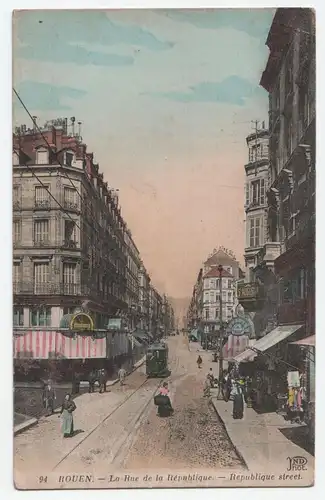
top-left (290, 335), bottom-right (315, 347)
top-left (13, 331), bottom-right (106, 359)
top-left (222, 335), bottom-right (250, 360)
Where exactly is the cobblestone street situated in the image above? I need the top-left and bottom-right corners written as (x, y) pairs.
top-left (124, 371), bottom-right (243, 470)
top-left (14, 337), bottom-right (244, 482)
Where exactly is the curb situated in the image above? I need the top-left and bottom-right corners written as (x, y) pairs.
top-left (14, 417), bottom-right (38, 436)
top-left (14, 356), bottom-right (147, 435)
top-left (210, 398), bottom-right (249, 470)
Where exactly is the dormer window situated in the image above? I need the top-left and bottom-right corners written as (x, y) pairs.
top-left (13, 151), bottom-right (20, 166)
top-left (64, 151), bottom-right (74, 167)
top-left (36, 147), bottom-right (49, 165)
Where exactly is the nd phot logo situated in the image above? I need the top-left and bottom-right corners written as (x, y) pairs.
top-left (287, 456), bottom-right (308, 472)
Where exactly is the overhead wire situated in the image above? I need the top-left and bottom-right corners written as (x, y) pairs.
top-left (12, 92), bottom-right (127, 291)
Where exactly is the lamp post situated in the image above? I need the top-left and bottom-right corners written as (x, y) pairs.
top-left (217, 264), bottom-right (224, 400)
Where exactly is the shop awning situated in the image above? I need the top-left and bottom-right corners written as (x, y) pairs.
top-left (290, 335), bottom-right (315, 347)
top-left (234, 324), bottom-right (303, 363)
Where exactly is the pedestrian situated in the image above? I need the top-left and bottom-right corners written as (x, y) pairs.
top-left (88, 369), bottom-right (96, 393)
top-left (156, 382), bottom-right (174, 415)
top-left (224, 373), bottom-right (232, 402)
top-left (232, 382), bottom-right (244, 419)
top-left (42, 379), bottom-right (56, 416)
top-left (118, 366), bottom-right (127, 386)
top-left (207, 368), bottom-right (215, 387)
top-left (59, 394), bottom-right (76, 438)
top-left (203, 375), bottom-right (211, 398)
top-left (99, 369), bottom-right (107, 393)
top-left (197, 355), bottom-right (202, 369)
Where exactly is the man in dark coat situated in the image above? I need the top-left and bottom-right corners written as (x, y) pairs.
top-left (99, 369), bottom-right (107, 393)
top-left (88, 369), bottom-right (96, 393)
top-left (42, 380), bottom-right (56, 416)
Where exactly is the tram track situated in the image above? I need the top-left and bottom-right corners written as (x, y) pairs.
top-left (52, 376), bottom-right (164, 471)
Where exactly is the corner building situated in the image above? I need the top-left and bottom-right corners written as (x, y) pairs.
top-left (13, 118), bottom-right (127, 329)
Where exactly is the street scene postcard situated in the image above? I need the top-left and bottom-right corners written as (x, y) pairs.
top-left (12, 7), bottom-right (315, 490)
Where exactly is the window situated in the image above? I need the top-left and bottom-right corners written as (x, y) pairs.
top-left (204, 279), bottom-right (209, 290)
top-left (228, 279), bottom-right (232, 288)
top-left (13, 306), bottom-right (24, 326)
top-left (36, 148), bottom-right (49, 165)
top-left (64, 220), bottom-right (77, 245)
top-left (210, 291), bottom-right (215, 303)
top-left (13, 220), bottom-right (21, 243)
top-left (30, 307), bottom-right (51, 327)
top-left (249, 217), bottom-right (262, 248)
top-left (34, 219), bottom-right (49, 244)
top-left (245, 183), bottom-right (250, 206)
top-left (222, 291), bottom-right (227, 300)
top-left (210, 279), bottom-right (215, 289)
top-left (65, 152), bottom-right (73, 167)
top-left (63, 307), bottom-right (77, 315)
top-left (35, 186), bottom-right (49, 208)
top-left (205, 309), bottom-right (209, 320)
top-left (249, 144), bottom-right (261, 162)
top-left (285, 115), bottom-right (294, 157)
top-left (13, 185), bottom-right (20, 206)
top-left (251, 179), bottom-right (265, 206)
top-left (64, 187), bottom-right (78, 209)
top-left (228, 292), bottom-right (232, 302)
top-left (63, 263), bottom-right (77, 294)
top-left (13, 262), bottom-right (21, 284)
top-left (34, 262), bottom-right (49, 294)
top-left (203, 291), bottom-right (209, 303)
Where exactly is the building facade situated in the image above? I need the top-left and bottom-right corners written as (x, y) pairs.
top-left (124, 228), bottom-right (141, 330)
top-left (186, 248), bottom-right (244, 338)
top-left (237, 8), bottom-right (315, 439)
top-left (138, 264), bottom-right (151, 331)
top-left (244, 126), bottom-right (269, 280)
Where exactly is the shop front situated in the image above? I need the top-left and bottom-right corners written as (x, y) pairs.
top-left (233, 323), bottom-right (304, 413)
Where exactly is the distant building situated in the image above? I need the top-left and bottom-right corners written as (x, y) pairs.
top-left (186, 247), bottom-right (245, 338)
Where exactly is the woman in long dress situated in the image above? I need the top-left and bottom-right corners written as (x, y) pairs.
top-left (232, 383), bottom-right (244, 419)
top-left (60, 394), bottom-right (76, 438)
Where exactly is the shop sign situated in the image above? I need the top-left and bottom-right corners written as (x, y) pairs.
top-left (70, 313), bottom-right (94, 331)
top-left (226, 316), bottom-right (254, 337)
top-left (237, 282), bottom-right (259, 300)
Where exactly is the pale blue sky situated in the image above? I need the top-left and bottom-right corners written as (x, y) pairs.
top-left (13, 9), bottom-right (275, 297)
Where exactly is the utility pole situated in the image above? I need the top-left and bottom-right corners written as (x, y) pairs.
top-left (217, 264), bottom-right (224, 400)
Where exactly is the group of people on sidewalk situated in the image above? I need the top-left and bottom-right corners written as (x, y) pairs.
top-left (41, 365), bottom-right (129, 439)
top-left (198, 357), bottom-right (251, 420)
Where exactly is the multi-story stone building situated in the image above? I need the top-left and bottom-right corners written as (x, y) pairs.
top-left (124, 228), bottom-right (141, 330)
top-left (186, 248), bottom-right (244, 339)
top-left (237, 7), bottom-right (315, 442)
top-left (244, 125), bottom-right (269, 280)
top-left (138, 263), bottom-right (151, 331)
top-left (149, 285), bottom-right (162, 338)
top-left (13, 118), bottom-right (128, 329)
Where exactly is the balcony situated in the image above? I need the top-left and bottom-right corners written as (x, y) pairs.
top-left (61, 239), bottom-right (78, 250)
top-left (278, 299), bottom-right (306, 325)
top-left (237, 282), bottom-right (264, 312)
top-left (63, 200), bottom-right (79, 213)
top-left (13, 282), bottom-right (88, 296)
top-left (33, 237), bottom-right (51, 247)
top-left (34, 200), bottom-right (51, 210)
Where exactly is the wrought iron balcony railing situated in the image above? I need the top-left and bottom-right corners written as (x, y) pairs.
top-left (34, 200), bottom-right (51, 210)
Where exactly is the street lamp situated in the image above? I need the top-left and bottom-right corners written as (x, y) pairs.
top-left (217, 264), bottom-right (224, 400)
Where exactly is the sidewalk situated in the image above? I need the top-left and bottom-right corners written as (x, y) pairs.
top-left (211, 390), bottom-right (315, 474)
top-left (14, 356), bottom-right (147, 472)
